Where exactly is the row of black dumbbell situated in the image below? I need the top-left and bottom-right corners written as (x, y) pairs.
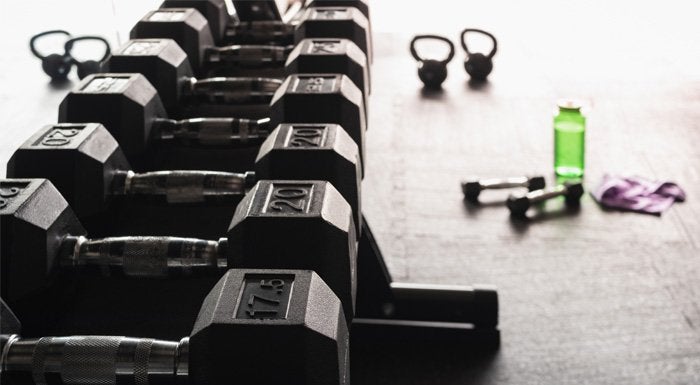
top-left (0, 2), bottom-right (497, 385)
top-left (2, 2), bottom-right (370, 385)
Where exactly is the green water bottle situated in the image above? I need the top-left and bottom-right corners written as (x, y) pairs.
top-left (554, 100), bottom-right (585, 178)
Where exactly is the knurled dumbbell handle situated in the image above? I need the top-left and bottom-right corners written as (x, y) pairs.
top-left (525, 184), bottom-right (567, 204)
top-left (1, 335), bottom-right (189, 385)
top-left (186, 77), bottom-right (283, 103)
top-left (61, 236), bottom-right (228, 277)
top-left (204, 45), bottom-right (292, 65)
top-left (478, 176), bottom-right (530, 190)
top-left (112, 170), bottom-right (255, 203)
top-left (155, 117), bottom-right (272, 145)
top-left (225, 21), bottom-right (296, 41)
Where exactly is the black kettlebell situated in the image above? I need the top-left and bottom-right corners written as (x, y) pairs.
top-left (410, 35), bottom-right (455, 89)
top-left (30, 30), bottom-right (74, 81)
top-left (460, 28), bottom-right (498, 81)
top-left (64, 36), bottom-right (111, 79)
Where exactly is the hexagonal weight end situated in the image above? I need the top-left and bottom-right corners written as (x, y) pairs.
top-left (0, 179), bottom-right (85, 303)
top-left (461, 180), bottom-right (483, 201)
top-left (109, 38), bottom-right (193, 113)
top-left (286, 38), bottom-right (370, 96)
top-left (189, 269), bottom-right (350, 385)
top-left (564, 182), bottom-right (585, 205)
top-left (58, 73), bottom-right (166, 170)
top-left (160, 0), bottom-right (229, 43)
top-left (269, 74), bottom-right (366, 172)
top-left (130, 8), bottom-right (214, 74)
top-left (506, 194), bottom-right (530, 217)
top-left (255, 123), bottom-right (362, 234)
top-left (308, 0), bottom-right (370, 20)
top-left (295, 7), bottom-right (371, 62)
top-left (528, 176), bottom-right (546, 191)
top-left (227, 180), bottom-right (356, 323)
top-left (7, 124), bottom-right (129, 219)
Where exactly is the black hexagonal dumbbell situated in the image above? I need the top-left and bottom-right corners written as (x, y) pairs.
top-left (57, 73), bottom-right (366, 175)
top-left (8, 122), bottom-right (362, 238)
top-left (156, 1), bottom-right (372, 58)
top-left (132, 5), bottom-right (371, 77)
top-left (0, 269), bottom-right (350, 385)
top-left (161, 0), bottom-right (371, 46)
top-left (1, 179), bottom-right (498, 336)
top-left (107, 37), bottom-right (369, 119)
top-left (506, 181), bottom-right (584, 217)
top-left (0, 178), bottom-right (356, 329)
top-left (462, 175), bottom-right (546, 202)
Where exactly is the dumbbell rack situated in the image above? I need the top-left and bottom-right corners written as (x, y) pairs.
top-left (0, 1), bottom-right (499, 383)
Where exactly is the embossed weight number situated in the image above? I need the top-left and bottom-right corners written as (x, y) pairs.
top-left (41, 128), bottom-right (80, 146)
top-left (311, 41), bottom-right (338, 54)
top-left (0, 187), bottom-right (20, 209)
top-left (269, 188), bottom-right (308, 212)
top-left (290, 128), bottom-right (323, 147)
top-left (304, 77), bottom-right (325, 92)
top-left (246, 279), bottom-right (286, 318)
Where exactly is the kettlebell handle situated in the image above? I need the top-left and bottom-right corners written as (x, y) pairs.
top-left (460, 28), bottom-right (497, 59)
top-left (64, 35), bottom-right (112, 63)
top-left (410, 34), bottom-right (455, 65)
top-left (29, 30), bottom-right (72, 59)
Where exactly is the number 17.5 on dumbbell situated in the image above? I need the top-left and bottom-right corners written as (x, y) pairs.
top-left (0, 269), bottom-right (350, 385)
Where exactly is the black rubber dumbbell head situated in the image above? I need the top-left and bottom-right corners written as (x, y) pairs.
top-left (286, 38), bottom-right (370, 96)
top-left (7, 124), bottom-right (131, 219)
top-left (462, 179), bottom-right (483, 201)
top-left (564, 181), bottom-right (584, 205)
top-left (160, 0), bottom-right (229, 44)
top-left (308, 0), bottom-right (370, 21)
top-left (529, 176), bottom-right (546, 191)
top-left (175, 269), bottom-right (352, 385)
top-left (506, 194), bottom-right (530, 217)
top-left (228, 180), bottom-right (357, 322)
top-left (0, 270), bottom-right (350, 385)
top-left (295, 6), bottom-right (372, 63)
top-left (108, 38), bottom-right (193, 114)
top-left (130, 8), bottom-right (213, 74)
top-left (1, 178), bottom-right (357, 324)
top-left (57, 73), bottom-right (166, 170)
top-left (9, 122), bottom-right (363, 237)
top-left (256, 123), bottom-right (362, 234)
top-left (270, 74), bottom-right (366, 174)
top-left (109, 38), bottom-right (370, 115)
top-left (0, 179), bottom-right (86, 303)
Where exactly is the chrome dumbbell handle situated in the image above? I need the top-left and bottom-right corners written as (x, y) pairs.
top-left (155, 117), bottom-right (272, 145)
top-left (204, 44), bottom-right (292, 66)
top-left (224, 21), bottom-right (296, 44)
top-left (507, 182), bottom-right (583, 216)
top-left (60, 236), bottom-right (229, 277)
top-left (112, 170), bottom-right (255, 203)
top-left (1, 335), bottom-right (189, 385)
top-left (479, 176), bottom-right (531, 190)
top-left (462, 175), bottom-right (545, 201)
top-left (525, 184), bottom-right (568, 204)
top-left (185, 77), bottom-right (283, 103)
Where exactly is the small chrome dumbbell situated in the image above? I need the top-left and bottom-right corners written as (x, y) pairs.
top-left (506, 181), bottom-right (584, 217)
top-left (462, 175), bottom-right (545, 202)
